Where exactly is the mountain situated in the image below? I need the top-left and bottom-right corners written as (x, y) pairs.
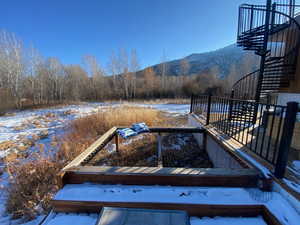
top-left (142, 44), bottom-right (259, 79)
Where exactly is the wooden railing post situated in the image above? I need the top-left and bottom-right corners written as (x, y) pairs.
top-left (206, 94), bottom-right (212, 125)
top-left (115, 134), bottom-right (119, 153)
top-left (274, 101), bottom-right (298, 178)
top-left (157, 132), bottom-right (163, 167)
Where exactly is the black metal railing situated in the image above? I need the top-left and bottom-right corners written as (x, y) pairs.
top-left (191, 94), bottom-right (298, 178)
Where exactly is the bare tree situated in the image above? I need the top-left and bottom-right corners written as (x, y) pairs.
top-left (158, 50), bottom-right (168, 93)
top-left (83, 55), bottom-right (105, 100)
top-left (108, 51), bottom-right (120, 97)
top-left (26, 45), bottom-right (43, 104)
top-left (0, 30), bottom-right (25, 108)
top-left (180, 59), bottom-right (190, 76)
top-left (129, 49), bottom-right (140, 98)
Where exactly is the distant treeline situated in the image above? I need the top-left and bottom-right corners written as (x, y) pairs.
top-left (0, 30), bottom-right (256, 113)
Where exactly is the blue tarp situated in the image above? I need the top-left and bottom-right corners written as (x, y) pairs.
top-left (117, 122), bottom-right (149, 139)
top-left (117, 128), bottom-right (137, 139)
top-left (132, 122), bottom-right (149, 133)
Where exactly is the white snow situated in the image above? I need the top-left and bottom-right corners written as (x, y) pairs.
top-left (135, 103), bottom-right (190, 115)
top-left (54, 184), bottom-right (300, 225)
top-left (290, 161), bottom-right (300, 175)
top-left (283, 179), bottom-right (300, 196)
top-left (0, 103), bottom-right (108, 158)
top-left (190, 216), bottom-right (267, 225)
top-left (55, 184), bottom-right (260, 204)
top-left (42, 212), bottom-right (98, 225)
top-left (236, 149), bottom-right (272, 178)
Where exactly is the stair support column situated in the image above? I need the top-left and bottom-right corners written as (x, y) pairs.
top-left (253, 0), bottom-right (272, 123)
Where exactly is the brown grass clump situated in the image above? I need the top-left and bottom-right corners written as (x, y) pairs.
top-left (6, 157), bottom-right (61, 220)
top-left (70, 106), bottom-right (163, 137)
top-left (89, 134), bottom-right (158, 167)
top-left (0, 140), bottom-right (16, 151)
top-left (57, 106), bottom-right (165, 165)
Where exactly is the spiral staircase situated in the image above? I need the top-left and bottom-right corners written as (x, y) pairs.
top-left (228, 0), bottom-right (300, 124)
top-left (232, 0), bottom-right (300, 102)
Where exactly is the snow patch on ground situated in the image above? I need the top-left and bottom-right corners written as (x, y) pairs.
top-left (135, 103), bottom-right (190, 115)
top-left (43, 212), bottom-right (98, 225)
top-left (0, 103), bottom-right (108, 158)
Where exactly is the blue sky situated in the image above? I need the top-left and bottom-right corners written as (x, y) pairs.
top-left (1, 0), bottom-right (271, 68)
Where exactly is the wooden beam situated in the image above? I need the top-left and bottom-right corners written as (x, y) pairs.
top-left (62, 127), bottom-right (117, 171)
top-left (262, 205), bottom-right (283, 225)
top-left (157, 133), bottom-right (163, 167)
top-left (52, 200), bottom-right (263, 217)
top-left (44, 202), bottom-right (283, 225)
top-left (273, 177), bottom-right (300, 201)
top-left (115, 134), bottom-right (119, 153)
top-left (38, 210), bottom-right (54, 225)
top-left (148, 127), bottom-right (205, 133)
top-left (116, 126), bottom-right (205, 133)
top-left (62, 166), bottom-right (259, 187)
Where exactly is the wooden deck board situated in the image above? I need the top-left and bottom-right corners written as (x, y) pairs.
top-left (46, 201), bottom-right (283, 225)
top-left (62, 166), bottom-right (260, 187)
top-left (52, 200), bottom-right (264, 217)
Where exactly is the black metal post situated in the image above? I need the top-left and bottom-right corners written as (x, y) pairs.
top-left (253, 0), bottom-right (272, 124)
top-left (206, 94), bottom-right (212, 125)
top-left (271, 3), bottom-right (276, 30)
top-left (190, 94), bottom-right (194, 114)
top-left (289, 0), bottom-right (295, 18)
top-left (254, 0), bottom-right (271, 104)
top-left (250, 5), bottom-right (254, 30)
top-left (274, 101), bottom-right (298, 178)
top-left (228, 90), bottom-right (234, 121)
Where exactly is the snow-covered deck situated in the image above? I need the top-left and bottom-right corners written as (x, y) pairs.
top-left (50, 184), bottom-right (299, 225)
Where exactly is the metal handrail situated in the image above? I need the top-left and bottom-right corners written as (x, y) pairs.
top-left (232, 69), bottom-right (259, 89)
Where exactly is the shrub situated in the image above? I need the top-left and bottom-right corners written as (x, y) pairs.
top-left (6, 157), bottom-right (61, 220)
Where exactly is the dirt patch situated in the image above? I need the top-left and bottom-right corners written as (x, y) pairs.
top-left (45, 112), bottom-right (56, 118)
top-left (162, 133), bottom-right (213, 168)
top-left (89, 134), bottom-right (158, 167)
top-left (38, 130), bottom-right (49, 139)
top-left (87, 132), bottom-right (213, 168)
top-left (4, 151), bottom-right (29, 163)
top-left (63, 109), bottom-right (75, 115)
